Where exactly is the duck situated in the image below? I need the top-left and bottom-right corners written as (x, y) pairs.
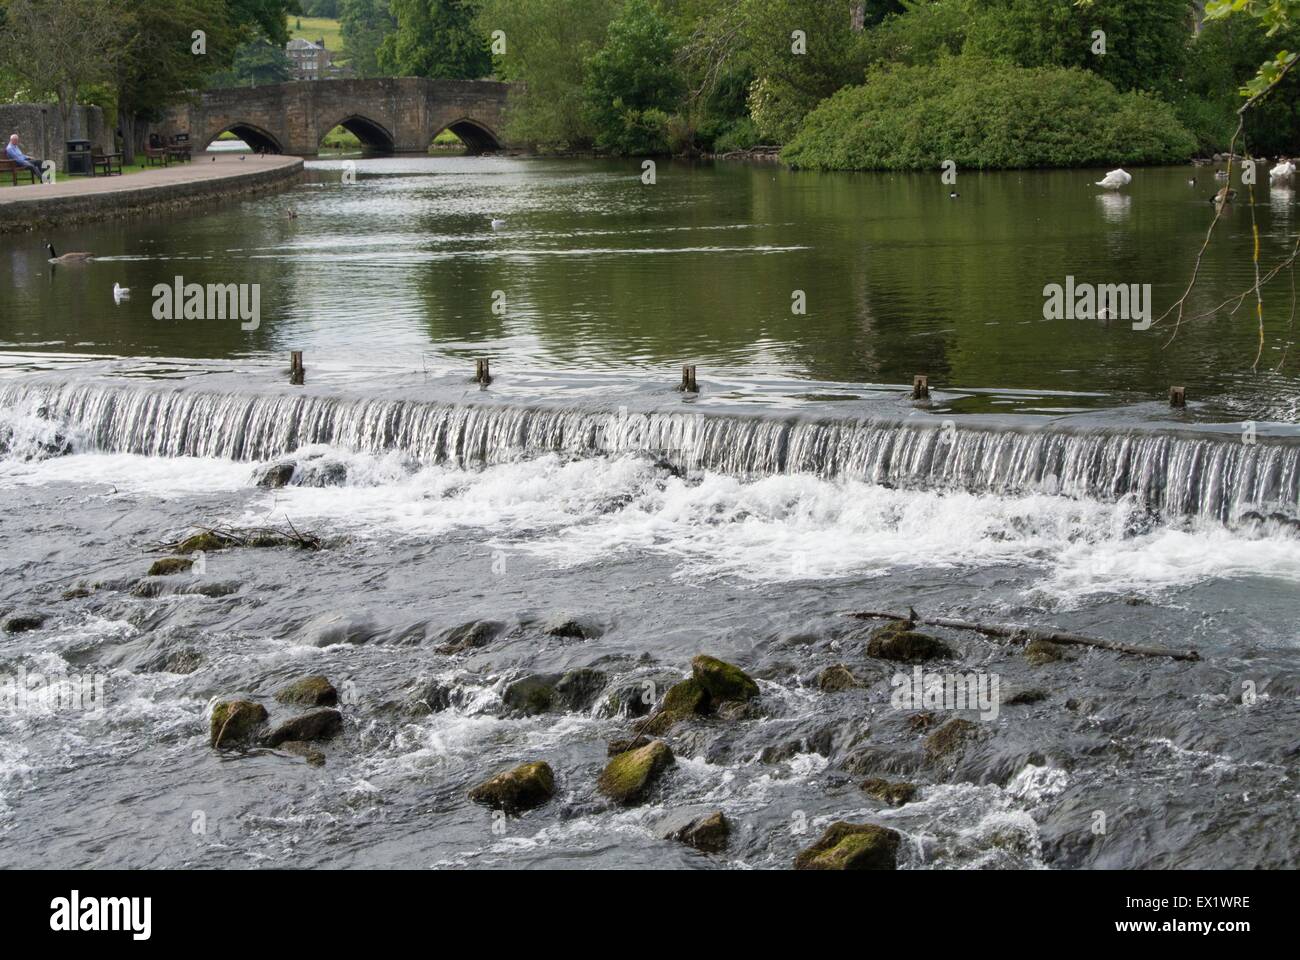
top-left (490, 218), bottom-right (506, 230)
top-left (287, 208), bottom-right (298, 220)
top-left (1188, 177), bottom-right (1197, 186)
top-left (1095, 168), bottom-right (1132, 190)
top-left (1270, 158), bottom-right (1296, 180)
top-left (1212, 186), bottom-right (1237, 206)
top-left (948, 191), bottom-right (959, 199)
top-left (1214, 169), bottom-right (1230, 181)
top-left (112, 283), bottom-right (130, 303)
top-left (45, 242), bottom-right (92, 264)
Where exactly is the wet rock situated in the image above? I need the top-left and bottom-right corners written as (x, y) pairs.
top-left (178, 531), bottom-right (232, 554)
top-left (295, 454), bottom-right (348, 487)
top-left (3, 613), bottom-right (47, 634)
top-left (61, 587), bottom-right (92, 601)
top-left (468, 760), bottom-right (555, 813)
top-left (275, 675), bottom-right (338, 707)
top-left (554, 668), bottom-right (608, 711)
top-left (302, 612), bottom-right (382, 647)
top-left (817, 664), bottom-right (859, 692)
top-left (866, 621), bottom-right (955, 662)
top-left (544, 615), bottom-right (603, 640)
top-left (182, 580), bottom-right (240, 598)
top-left (661, 810), bottom-right (729, 853)
top-left (145, 649), bottom-right (203, 674)
top-left (924, 718), bottom-right (982, 761)
top-left (131, 579), bottom-right (165, 598)
top-left (691, 655), bottom-right (760, 702)
top-left (147, 557), bottom-right (193, 577)
top-left (502, 674), bottom-right (560, 715)
top-left (503, 668), bottom-right (609, 716)
top-left (859, 777), bottom-right (918, 806)
top-left (405, 679), bottom-right (456, 715)
top-left (714, 699), bottom-right (764, 722)
top-left (603, 680), bottom-right (657, 718)
top-left (1024, 639), bottom-right (1073, 665)
top-left (608, 735), bottom-right (651, 756)
top-left (907, 711), bottom-right (939, 732)
top-left (637, 677), bottom-right (710, 734)
top-left (598, 739), bottom-right (674, 805)
top-left (281, 740), bottom-right (326, 766)
top-left (794, 822), bottom-right (900, 870)
top-left (263, 708), bottom-right (343, 747)
top-left (758, 728), bottom-right (835, 764)
top-left (210, 700), bottom-right (268, 748)
top-left (255, 461), bottom-right (296, 488)
top-left (1003, 688), bottom-right (1049, 706)
top-left (435, 620), bottom-right (505, 654)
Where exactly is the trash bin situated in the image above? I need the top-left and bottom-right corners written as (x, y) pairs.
top-left (66, 139), bottom-right (93, 176)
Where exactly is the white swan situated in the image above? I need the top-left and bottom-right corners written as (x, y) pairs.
top-left (1270, 159), bottom-right (1296, 180)
top-left (490, 218), bottom-right (506, 230)
top-left (1095, 168), bottom-right (1132, 190)
top-left (112, 283), bottom-right (130, 304)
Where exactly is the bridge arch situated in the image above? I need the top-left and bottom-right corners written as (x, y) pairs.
top-left (203, 122), bottom-right (283, 154)
top-left (432, 118), bottom-right (503, 155)
top-left (320, 114), bottom-right (396, 153)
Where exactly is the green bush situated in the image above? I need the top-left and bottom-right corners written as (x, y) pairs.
top-left (713, 116), bottom-right (761, 153)
top-left (782, 56), bottom-right (1197, 171)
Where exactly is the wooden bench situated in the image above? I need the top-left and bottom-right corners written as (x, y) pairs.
top-left (92, 151), bottom-right (123, 176)
top-left (167, 144), bottom-right (192, 163)
top-left (144, 145), bottom-right (169, 166)
top-left (0, 157), bottom-right (40, 185)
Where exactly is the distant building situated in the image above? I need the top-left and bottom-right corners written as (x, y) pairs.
top-left (286, 38), bottom-right (331, 81)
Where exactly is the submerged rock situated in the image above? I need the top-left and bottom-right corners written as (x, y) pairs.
top-left (177, 531), bottom-right (232, 554)
top-left (275, 675), bottom-right (338, 707)
top-left (210, 700), bottom-right (268, 748)
top-left (637, 677), bottom-right (709, 734)
top-left (435, 620), bottom-right (505, 654)
top-left (3, 613), bottom-right (47, 634)
top-left (1003, 687), bottom-right (1049, 705)
top-left (61, 587), bottom-right (93, 601)
top-left (794, 822), bottom-right (900, 870)
top-left (502, 674), bottom-right (560, 715)
top-left (468, 760), bottom-right (556, 813)
top-left (859, 777), bottom-right (918, 806)
top-left (302, 612), bottom-right (382, 647)
top-left (598, 739), bottom-right (674, 805)
top-left (924, 718), bottom-right (982, 761)
top-left (1024, 639), bottom-right (1073, 665)
top-left (263, 708), bottom-right (343, 747)
top-left (661, 809), bottom-right (730, 853)
top-left (817, 664), bottom-right (859, 692)
top-left (866, 621), bottom-right (955, 662)
top-left (281, 740), bottom-right (326, 766)
top-left (691, 655), bottom-right (760, 702)
top-left (147, 557), bottom-right (193, 577)
top-left (543, 615), bottom-right (603, 640)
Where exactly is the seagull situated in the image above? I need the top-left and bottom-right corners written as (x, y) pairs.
top-left (112, 283), bottom-right (130, 304)
top-left (1271, 158), bottom-right (1296, 180)
top-left (490, 218), bottom-right (506, 230)
top-left (1095, 168), bottom-right (1132, 190)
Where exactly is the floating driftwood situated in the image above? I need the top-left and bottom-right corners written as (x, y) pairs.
top-left (848, 610), bottom-right (1200, 662)
top-left (162, 520), bottom-right (323, 553)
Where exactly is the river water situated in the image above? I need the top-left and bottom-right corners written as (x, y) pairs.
top-left (0, 155), bottom-right (1297, 869)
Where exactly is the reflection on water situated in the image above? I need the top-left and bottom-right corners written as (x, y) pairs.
top-left (2, 157), bottom-right (1298, 420)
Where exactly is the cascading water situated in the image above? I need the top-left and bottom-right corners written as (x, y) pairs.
top-left (2, 378), bottom-right (1297, 526)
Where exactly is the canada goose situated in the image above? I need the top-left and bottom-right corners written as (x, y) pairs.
top-left (112, 283), bottom-right (130, 303)
top-left (45, 242), bottom-right (92, 264)
top-left (1212, 186), bottom-right (1237, 206)
top-left (1095, 168), bottom-right (1131, 190)
top-left (490, 218), bottom-right (506, 230)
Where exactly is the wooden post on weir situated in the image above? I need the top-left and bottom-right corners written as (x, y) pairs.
top-left (1169, 386), bottom-right (1186, 407)
top-left (912, 374), bottom-right (929, 400)
top-left (680, 365), bottom-right (698, 393)
top-left (475, 358), bottom-right (492, 385)
top-left (290, 351), bottom-right (304, 385)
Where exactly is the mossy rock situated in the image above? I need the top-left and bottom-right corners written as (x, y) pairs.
top-left (210, 699), bottom-right (268, 748)
top-left (502, 674), bottom-right (559, 715)
top-left (468, 760), bottom-right (555, 813)
top-left (859, 777), bottom-right (917, 806)
top-left (61, 587), bottom-right (93, 601)
top-left (907, 711), bottom-right (939, 732)
top-left (866, 621), bottom-right (955, 662)
top-left (3, 613), bottom-right (46, 633)
top-left (608, 735), bottom-right (651, 756)
top-left (636, 677), bottom-right (710, 734)
top-left (281, 740), bottom-right (326, 766)
top-left (178, 531), bottom-right (231, 554)
top-left (924, 718), bottom-right (981, 761)
top-left (691, 655), bottom-right (759, 702)
top-left (597, 739), bottom-right (674, 805)
top-left (435, 620), bottom-right (505, 654)
top-left (263, 708), bottom-right (343, 747)
top-left (275, 675), bottom-right (338, 707)
top-left (817, 664), bottom-right (859, 692)
top-left (148, 556), bottom-right (193, 577)
top-left (794, 821), bottom-right (900, 870)
top-left (1024, 639), bottom-right (1072, 665)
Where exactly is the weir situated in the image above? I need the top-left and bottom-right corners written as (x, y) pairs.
top-left (2, 378), bottom-right (1298, 526)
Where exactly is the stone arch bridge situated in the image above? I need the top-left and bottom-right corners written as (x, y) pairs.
top-left (154, 78), bottom-right (514, 155)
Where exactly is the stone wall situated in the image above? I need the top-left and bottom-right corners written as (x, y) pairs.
top-left (0, 104), bottom-right (111, 165)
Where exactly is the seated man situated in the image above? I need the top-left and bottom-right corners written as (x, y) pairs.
top-left (6, 134), bottom-right (45, 178)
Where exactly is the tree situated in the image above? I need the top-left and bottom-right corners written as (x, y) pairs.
top-left (1204, 0), bottom-right (1300, 100)
top-left (582, 0), bottom-right (684, 154)
top-left (476, 0), bottom-right (620, 147)
top-left (378, 0), bottom-right (491, 79)
top-left (341, 0), bottom-right (397, 77)
top-left (0, 0), bottom-right (128, 152)
top-left (226, 0), bottom-right (298, 46)
top-left (208, 38), bottom-right (294, 87)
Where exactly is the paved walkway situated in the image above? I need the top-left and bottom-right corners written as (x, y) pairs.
top-left (0, 153), bottom-right (302, 205)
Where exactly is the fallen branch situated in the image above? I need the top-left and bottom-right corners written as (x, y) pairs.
top-left (847, 610), bottom-right (1200, 662)
top-left (161, 521), bottom-right (323, 553)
